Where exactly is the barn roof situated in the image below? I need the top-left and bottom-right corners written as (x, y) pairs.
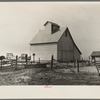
top-left (44, 21), bottom-right (60, 27)
top-left (30, 27), bottom-right (66, 45)
top-left (30, 22), bottom-right (82, 54)
top-left (91, 51), bottom-right (100, 57)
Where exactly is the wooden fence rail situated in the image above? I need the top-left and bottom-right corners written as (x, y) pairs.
top-left (0, 54), bottom-right (90, 72)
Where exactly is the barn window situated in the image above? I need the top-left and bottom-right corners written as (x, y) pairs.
top-left (65, 30), bottom-right (67, 37)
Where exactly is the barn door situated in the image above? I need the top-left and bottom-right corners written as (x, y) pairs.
top-left (63, 51), bottom-right (67, 62)
top-left (58, 50), bottom-right (63, 62)
top-left (63, 51), bottom-right (73, 61)
top-left (58, 50), bottom-right (67, 62)
top-left (58, 50), bottom-right (74, 62)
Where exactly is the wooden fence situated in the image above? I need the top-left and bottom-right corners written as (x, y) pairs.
top-left (50, 55), bottom-right (90, 73)
top-left (0, 54), bottom-right (90, 72)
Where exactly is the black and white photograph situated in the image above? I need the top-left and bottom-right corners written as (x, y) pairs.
top-left (0, 1), bottom-right (100, 86)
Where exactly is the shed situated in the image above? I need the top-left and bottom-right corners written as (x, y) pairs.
top-left (91, 51), bottom-right (100, 62)
top-left (30, 21), bottom-right (82, 62)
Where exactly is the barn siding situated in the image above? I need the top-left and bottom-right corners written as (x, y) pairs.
top-left (57, 29), bottom-right (81, 61)
top-left (74, 45), bottom-right (81, 60)
top-left (30, 43), bottom-right (57, 60)
top-left (57, 30), bottom-right (74, 61)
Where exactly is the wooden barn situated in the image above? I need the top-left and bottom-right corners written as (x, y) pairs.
top-left (30, 21), bottom-right (82, 62)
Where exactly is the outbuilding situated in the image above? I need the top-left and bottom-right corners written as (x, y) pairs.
top-left (91, 51), bottom-right (100, 62)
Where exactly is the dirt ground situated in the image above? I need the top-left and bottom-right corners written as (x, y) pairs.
top-left (0, 65), bottom-right (100, 85)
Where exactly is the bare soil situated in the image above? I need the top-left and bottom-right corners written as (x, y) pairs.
top-left (0, 65), bottom-right (99, 85)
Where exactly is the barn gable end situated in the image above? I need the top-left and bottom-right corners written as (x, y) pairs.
top-left (57, 28), bottom-right (81, 61)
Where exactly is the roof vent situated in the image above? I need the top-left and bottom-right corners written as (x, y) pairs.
top-left (44, 21), bottom-right (60, 34)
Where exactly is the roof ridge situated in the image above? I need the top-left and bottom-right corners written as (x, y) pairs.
top-left (44, 21), bottom-right (60, 27)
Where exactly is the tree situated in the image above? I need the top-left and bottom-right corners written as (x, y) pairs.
top-left (0, 56), bottom-right (5, 71)
top-left (0, 56), bottom-right (5, 60)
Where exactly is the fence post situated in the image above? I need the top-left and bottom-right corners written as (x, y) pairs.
top-left (74, 60), bottom-right (76, 67)
top-left (25, 54), bottom-right (28, 69)
top-left (38, 58), bottom-right (40, 64)
top-left (94, 57), bottom-right (96, 65)
top-left (77, 60), bottom-right (79, 73)
top-left (82, 58), bottom-right (83, 67)
top-left (15, 55), bottom-right (18, 70)
top-left (89, 56), bottom-right (91, 66)
top-left (51, 55), bottom-right (53, 71)
top-left (67, 61), bottom-right (68, 67)
top-left (1, 59), bottom-right (2, 71)
top-left (11, 60), bottom-right (13, 68)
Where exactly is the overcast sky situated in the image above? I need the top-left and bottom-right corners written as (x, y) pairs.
top-left (0, 2), bottom-right (100, 59)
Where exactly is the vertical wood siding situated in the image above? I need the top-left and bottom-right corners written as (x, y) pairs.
top-left (57, 29), bottom-right (81, 61)
top-left (74, 45), bottom-right (81, 60)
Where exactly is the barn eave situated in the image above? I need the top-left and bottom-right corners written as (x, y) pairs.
top-left (30, 42), bottom-right (57, 45)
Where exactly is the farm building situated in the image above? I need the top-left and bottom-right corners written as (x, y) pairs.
top-left (91, 51), bottom-right (100, 62)
top-left (6, 53), bottom-right (14, 59)
top-left (30, 21), bottom-right (82, 62)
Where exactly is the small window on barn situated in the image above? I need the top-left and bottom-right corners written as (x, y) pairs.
top-left (51, 24), bottom-right (59, 34)
top-left (65, 30), bottom-right (67, 37)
